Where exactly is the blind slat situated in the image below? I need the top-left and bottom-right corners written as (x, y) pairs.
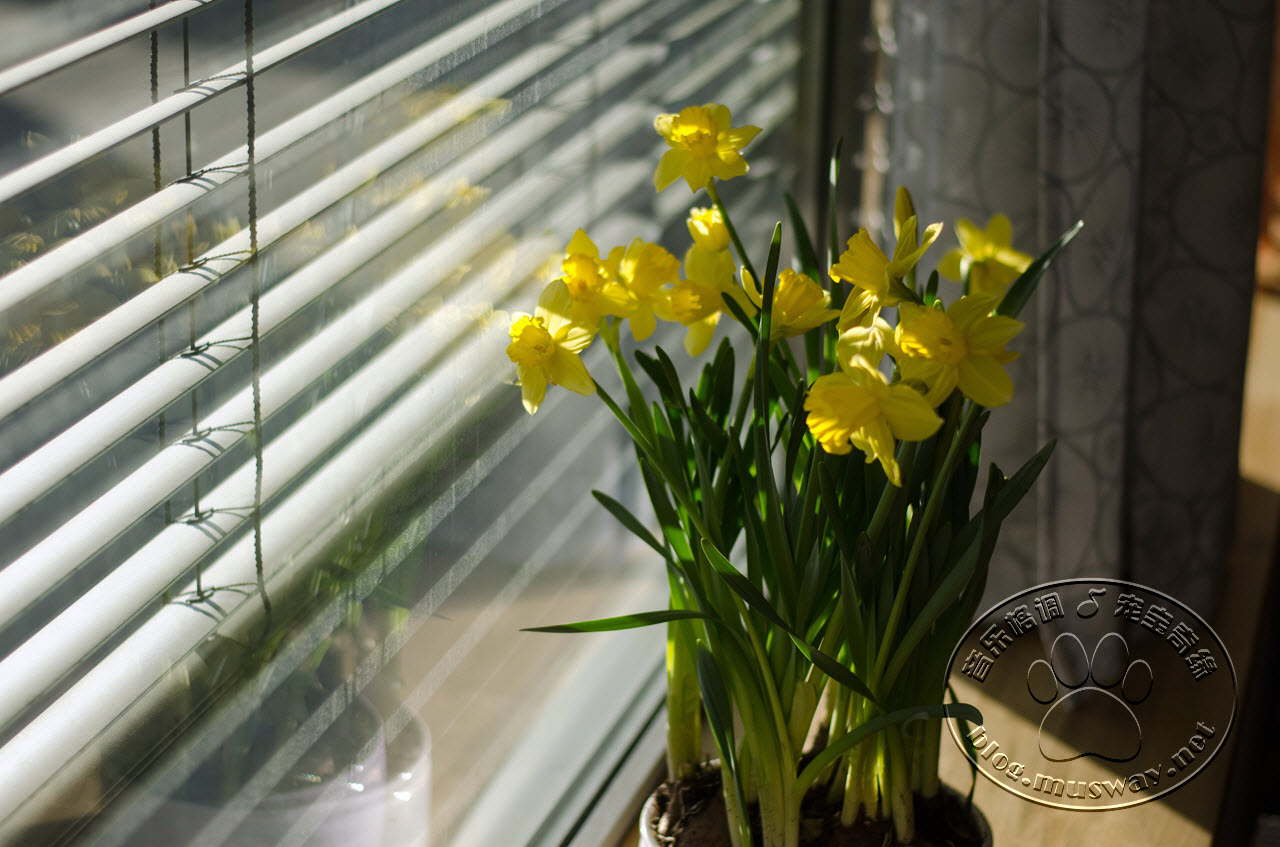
top-left (0, 0), bottom-right (229, 97)
top-left (0, 0), bottom-right (431, 211)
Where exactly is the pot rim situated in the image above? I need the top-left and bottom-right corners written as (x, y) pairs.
top-left (639, 779), bottom-right (992, 847)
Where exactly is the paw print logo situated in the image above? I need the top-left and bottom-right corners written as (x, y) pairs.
top-left (1027, 632), bottom-right (1153, 762)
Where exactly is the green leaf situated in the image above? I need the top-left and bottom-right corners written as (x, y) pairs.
top-left (987, 439), bottom-right (1055, 525)
top-left (879, 515), bottom-right (984, 695)
top-left (655, 347), bottom-right (689, 413)
top-left (592, 490), bottom-right (666, 558)
top-left (721, 290), bottom-right (760, 341)
top-left (827, 138), bottom-right (844, 268)
top-left (700, 538), bottom-right (880, 705)
top-left (687, 389), bottom-right (730, 455)
top-left (757, 223), bottom-right (783, 344)
top-left (594, 380), bottom-right (652, 455)
top-left (523, 608), bottom-right (712, 633)
top-left (796, 702), bottom-right (983, 797)
top-left (997, 221), bottom-right (1082, 319)
top-left (708, 339), bottom-right (736, 423)
top-left (695, 643), bottom-right (748, 840)
top-left (923, 269), bottom-right (940, 305)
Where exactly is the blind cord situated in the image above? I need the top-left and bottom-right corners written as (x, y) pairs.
top-left (244, 0), bottom-right (271, 621)
top-left (149, 2), bottom-right (172, 530)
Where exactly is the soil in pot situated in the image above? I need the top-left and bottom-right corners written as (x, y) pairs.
top-left (646, 764), bottom-right (986, 847)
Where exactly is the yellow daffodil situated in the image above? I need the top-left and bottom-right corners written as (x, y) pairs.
top-left (742, 267), bottom-right (840, 341)
top-left (894, 295), bottom-right (1023, 407)
top-left (654, 104), bottom-right (761, 193)
top-left (938, 214), bottom-right (1032, 296)
top-left (615, 238), bottom-right (680, 341)
top-left (687, 206), bottom-right (730, 252)
top-left (654, 246), bottom-right (751, 356)
top-left (831, 216), bottom-right (943, 332)
top-left (804, 362), bottom-right (942, 486)
top-left (506, 280), bottom-right (596, 414)
top-left (560, 229), bottom-right (637, 324)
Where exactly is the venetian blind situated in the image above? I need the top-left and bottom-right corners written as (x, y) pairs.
top-left (0, 1), bottom-right (802, 844)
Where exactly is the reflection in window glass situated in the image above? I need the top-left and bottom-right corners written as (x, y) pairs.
top-left (0, 2), bottom-right (801, 845)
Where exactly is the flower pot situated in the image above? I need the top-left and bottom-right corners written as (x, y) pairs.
top-left (135, 696), bottom-right (389, 847)
top-left (639, 774), bottom-right (991, 847)
top-left (380, 711), bottom-right (432, 847)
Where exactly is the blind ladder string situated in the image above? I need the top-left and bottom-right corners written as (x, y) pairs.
top-left (149, 1), bottom-right (170, 528)
top-left (244, 0), bottom-right (271, 620)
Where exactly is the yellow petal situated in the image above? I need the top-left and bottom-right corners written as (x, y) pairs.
top-left (837, 322), bottom-right (889, 372)
top-left (711, 151), bottom-right (748, 182)
top-left (720, 125), bottom-right (761, 150)
top-left (683, 158), bottom-right (713, 193)
top-left (937, 250), bottom-right (964, 281)
top-left (654, 113), bottom-right (677, 141)
top-left (684, 315), bottom-right (719, 356)
top-left (741, 267), bottom-right (762, 307)
top-left (549, 347), bottom-right (595, 396)
top-left (985, 214), bottom-right (1013, 247)
top-left (630, 304), bottom-right (656, 342)
top-left (945, 294), bottom-right (1001, 331)
top-left (654, 149), bottom-right (687, 192)
top-left (537, 279), bottom-right (576, 336)
top-left (805, 373), bottom-right (876, 455)
top-left (830, 230), bottom-right (890, 290)
top-left (852, 418), bottom-right (901, 486)
top-left (965, 314), bottom-right (1024, 352)
top-left (954, 218), bottom-right (983, 255)
top-left (957, 355), bottom-right (1014, 407)
top-left (836, 289), bottom-right (880, 334)
top-left (893, 187), bottom-right (915, 240)
top-left (558, 323), bottom-right (595, 354)
top-left (566, 229), bottom-right (598, 259)
top-left (993, 246), bottom-right (1032, 273)
top-left (519, 364), bottom-right (547, 415)
top-left (706, 103), bottom-right (732, 132)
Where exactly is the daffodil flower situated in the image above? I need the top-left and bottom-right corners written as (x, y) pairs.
top-left (743, 267), bottom-right (840, 341)
top-left (687, 207), bottom-right (730, 252)
top-left (560, 229), bottom-right (637, 325)
top-left (804, 362), bottom-right (942, 486)
top-left (894, 295), bottom-right (1023, 407)
top-left (830, 216), bottom-right (943, 332)
top-left (654, 246), bottom-right (752, 356)
top-left (938, 214), bottom-right (1032, 296)
top-left (615, 238), bottom-right (679, 341)
top-left (506, 279), bottom-right (596, 414)
top-left (653, 104), bottom-right (762, 193)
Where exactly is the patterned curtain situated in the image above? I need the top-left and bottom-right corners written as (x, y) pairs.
top-left (883, 0), bottom-right (1274, 613)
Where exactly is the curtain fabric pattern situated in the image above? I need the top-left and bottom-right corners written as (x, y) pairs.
top-left (886, 0), bottom-right (1274, 612)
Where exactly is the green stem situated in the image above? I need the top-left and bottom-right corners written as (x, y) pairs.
top-left (886, 725), bottom-right (915, 843)
top-left (707, 181), bottom-right (757, 284)
top-left (871, 407), bottom-right (980, 688)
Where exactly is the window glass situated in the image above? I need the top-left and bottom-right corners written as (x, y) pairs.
top-left (0, 2), bottom-right (801, 844)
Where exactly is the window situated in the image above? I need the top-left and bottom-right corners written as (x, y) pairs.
top-left (0, 2), bottom-right (805, 845)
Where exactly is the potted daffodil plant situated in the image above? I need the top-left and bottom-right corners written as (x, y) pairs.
top-left (511, 103), bottom-right (1079, 847)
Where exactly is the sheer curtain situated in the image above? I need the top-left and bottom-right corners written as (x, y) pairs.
top-left (881, 0), bottom-right (1274, 613)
